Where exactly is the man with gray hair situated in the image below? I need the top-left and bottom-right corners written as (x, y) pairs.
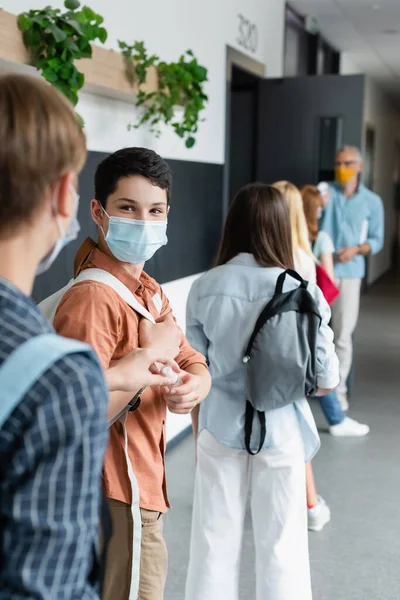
top-left (320, 145), bottom-right (384, 417)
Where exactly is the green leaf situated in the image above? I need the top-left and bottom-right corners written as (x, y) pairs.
top-left (54, 79), bottom-right (70, 95)
top-left (61, 17), bottom-right (82, 34)
top-left (76, 71), bottom-right (85, 88)
top-left (17, 14), bottom-right (33, 32)
top-left (37, 58), bottom-right (48, 70)
top-left (48, 23), bottom-right (67, 43)
top-left (68, 67), bottom-right (81, 88)
top-left (65, 39), bottom-right (80, 55)
top-left (185, 136), bottom-right (196, 148)
top-left (24, 28), bottom-right (42, 48)
top-left (64, 0), bottom-right (81, 9)
top-left (61, 47), bottom-right (69, 61)
top-left (64, 86), bottom-right (79, 105)
top-left (79, 43), bottom-right (92, 59)
top-left (84, 24), bottom-right (97, 41)
top-left (31, 15), bottom-right (50, 27)
top-left (98, 27), bottom-right (107, 44)
top-left (47, 57), bottom-right (61, 71)
top-left (42, 67), bottom-right (59, 83)
top-left (195, 66), bottom-right (208, 82)
top-left (81, 6), bottom-right (96, 22)
top-left (59, 63), bottom-right (73, 79)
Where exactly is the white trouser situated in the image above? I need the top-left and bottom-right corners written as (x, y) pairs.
top-left (331, 278), bottom-right (362, 396)
top-left (185, 430), bottom-right (312, 600)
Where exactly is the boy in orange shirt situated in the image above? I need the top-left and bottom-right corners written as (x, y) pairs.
top-left (54, 147), bottom-right (211, 600)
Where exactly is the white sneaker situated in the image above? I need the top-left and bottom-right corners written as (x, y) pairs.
top-left (329, 417), bottom-right (370, 437)
top-left (308, 496), bottom-right (331, 532)
top-left (337, 392), bottom-right (349, 411)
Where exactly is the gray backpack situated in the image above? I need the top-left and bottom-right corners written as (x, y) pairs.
top-left (243, 269), bottom-right (322, 455)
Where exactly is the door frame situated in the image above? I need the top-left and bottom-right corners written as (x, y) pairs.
top-left (223, 46), bottom-right (265, 223)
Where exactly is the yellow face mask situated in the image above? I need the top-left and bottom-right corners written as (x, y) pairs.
top-left (335, 165), bottom-right (357, 185)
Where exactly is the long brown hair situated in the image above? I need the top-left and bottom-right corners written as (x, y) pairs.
top-left (216, 183), bottom-right (294, 270)
top-left (300, 185), bottom-right (323, 242)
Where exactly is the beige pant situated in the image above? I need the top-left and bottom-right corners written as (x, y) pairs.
top-left (331, 278), bottom-right (362, 396)
top-left (103, 499), bottom-right (168, 600)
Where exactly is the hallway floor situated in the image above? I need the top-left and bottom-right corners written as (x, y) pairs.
top-left (163, 273), bottom-right (400, 600)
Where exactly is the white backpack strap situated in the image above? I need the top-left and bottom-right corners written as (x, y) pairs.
top-left (74, 269), bottom-right (156, 323)
top-left (121, 411), bottom-right (142, 599)
top-left (39, 279), bottom-right (76, 323)
top-left (75, 269), bottom-right (151, 597)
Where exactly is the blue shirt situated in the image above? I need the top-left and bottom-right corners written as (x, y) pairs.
top-left (320, 182), bottom-right (384, 279)
top-left (0, 279), bottom-right (108, 599)
top-left (186, 254), bottom-right (339, 462)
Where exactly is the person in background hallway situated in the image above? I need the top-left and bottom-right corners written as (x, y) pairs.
top-left (301, 185), bottom-right (370, 438)
top-left (320, 146), bottom-right (384, 411)
top-left (54, 147), bottom-right (211, 600)
top-left (185, 184), bottom-right (339, 600)
top-left (301, 185), bottom-right (335, 281)
top-left (273, 180), bottom-right (330, 532)
top-left (0, 73), bottom-right (178, 600)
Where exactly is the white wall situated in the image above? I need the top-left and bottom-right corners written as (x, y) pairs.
top-left (340, 53), bottom-right (362, 76)
top-left (7, 0), bottom-right (286, 164)
top-left (363, 79), bottom-right (400, 283)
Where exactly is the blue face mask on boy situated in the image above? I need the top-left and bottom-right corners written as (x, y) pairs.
top-left (100, 206), bottom-right (168, 264)
top-left (37, 186), bottom-right (80, 275)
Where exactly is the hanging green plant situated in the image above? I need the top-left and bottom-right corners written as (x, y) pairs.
top-left (118, 41), bottom-right (208, 148)
top-left (18, 0), bottom-right (107, 113)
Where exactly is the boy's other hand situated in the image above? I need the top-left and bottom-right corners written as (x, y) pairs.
top-left (163, 371), bottom-right (205, 415)
top-left (139, 314), bottom-right (180, 359)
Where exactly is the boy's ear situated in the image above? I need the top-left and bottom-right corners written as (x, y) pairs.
top-left (91, 199), bottom-right (104, 227)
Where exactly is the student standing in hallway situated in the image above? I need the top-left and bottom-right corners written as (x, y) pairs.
top-left (273, 180), bottom-right (330, 532)
top-left (301, 184), bottom-right (370, 437)
top-left (0, 74), bottom-right (179, 600)
top-left (185, 184), bottom-right (339, 600)
top-left (320, 146), bottom-right (384, 410)
top-left (54, 147), bottom-right (211, 600)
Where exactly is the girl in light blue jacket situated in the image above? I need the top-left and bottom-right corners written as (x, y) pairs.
top-left (184, 183), bottom-right (339, 600)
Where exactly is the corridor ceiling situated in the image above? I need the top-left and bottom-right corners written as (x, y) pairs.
top-left (290, 0), bottom-right (400, 97)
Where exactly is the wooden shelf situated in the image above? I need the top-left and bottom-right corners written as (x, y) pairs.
top-left (0, 8), bottom-right (158, 101)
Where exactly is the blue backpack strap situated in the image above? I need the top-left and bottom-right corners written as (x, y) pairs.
top-left (0, 333), bottom-right (96, 429)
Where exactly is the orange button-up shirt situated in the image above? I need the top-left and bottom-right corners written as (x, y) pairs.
top-left (54, 238), bottom-right (207, 512)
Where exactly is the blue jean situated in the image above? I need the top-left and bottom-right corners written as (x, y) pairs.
top-left (319, 391), bottom-right (345, 426)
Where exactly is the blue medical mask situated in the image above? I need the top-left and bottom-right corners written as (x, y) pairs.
top-left (101, 207), bottom-right (168, 264)
top-left (37, 186), bottom-right (80, 275)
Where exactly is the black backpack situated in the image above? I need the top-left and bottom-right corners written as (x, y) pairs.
top-left (243, 269), bottom-right (322, 455)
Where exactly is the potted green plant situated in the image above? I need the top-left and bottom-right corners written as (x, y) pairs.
top-left (119, 41), bottom-right (208, 148)
top-left (18, 0), bottom-right (107, 111)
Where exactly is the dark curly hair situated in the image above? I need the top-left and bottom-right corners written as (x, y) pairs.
top-left (95, 147), bottom-right (172, 208)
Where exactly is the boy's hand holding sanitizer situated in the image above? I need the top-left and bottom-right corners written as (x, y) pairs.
top-left (161, 365), bottom-right (183, 388)
top-left (161, 366), bottom-right (206, 415)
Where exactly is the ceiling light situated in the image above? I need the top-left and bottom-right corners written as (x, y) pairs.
top-left (382, 28), bottom-right (399, 35)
